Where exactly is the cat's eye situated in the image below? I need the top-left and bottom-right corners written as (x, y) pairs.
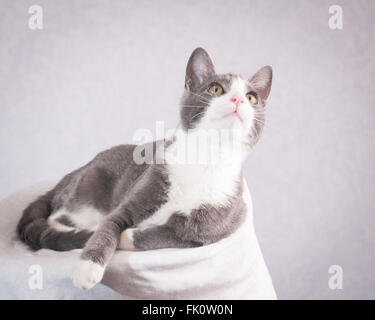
top-left (208, 83), bottom-right (224, 96)
top-left (246, 92), bottom-right (257, 105)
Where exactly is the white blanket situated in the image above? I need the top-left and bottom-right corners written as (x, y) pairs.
top-left (0, 180), bottom-right (276, 299)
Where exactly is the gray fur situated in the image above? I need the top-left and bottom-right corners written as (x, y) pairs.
top-left (17, 47), bottom-right (272, 269)
top-left (56, 215), bottom-right (75, 228)
top-left (18, 141), bottom-right (170, 258)
top-left (132, 179), bottom-right (245, 250)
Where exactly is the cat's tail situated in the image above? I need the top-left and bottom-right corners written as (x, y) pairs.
top-left (17, 190), bottom-right (93, 251)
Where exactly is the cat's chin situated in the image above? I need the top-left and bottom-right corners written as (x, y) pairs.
top-left (215, 114), bottom-right (251, 133)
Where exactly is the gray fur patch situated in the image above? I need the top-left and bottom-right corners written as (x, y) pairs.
top-left (132, 179), bottom-right (245, 250)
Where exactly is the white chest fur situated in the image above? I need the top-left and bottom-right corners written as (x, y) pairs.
top-left (138, 131), bottom-right (244, 228)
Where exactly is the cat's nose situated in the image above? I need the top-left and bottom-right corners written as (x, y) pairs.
top-left (231, 95), bottom-right (244, 108)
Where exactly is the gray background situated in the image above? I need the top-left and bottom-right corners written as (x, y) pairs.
top-left (0, 0), bottom-right (374, 299)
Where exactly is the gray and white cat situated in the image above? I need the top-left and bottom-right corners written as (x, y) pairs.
top-left (17, 48), bottom-right (272, 290)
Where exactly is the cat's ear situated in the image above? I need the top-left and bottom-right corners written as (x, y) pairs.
top-left (249, 66), bottom-right (273, 101)
top-left (185, 48), bottom-right (215, 91)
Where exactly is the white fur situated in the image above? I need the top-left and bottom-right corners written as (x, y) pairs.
top-left (47, 219), bottom-right (75, 232)
top-left (69, 207), bottom-right (104, 231)
top-left (48, 206), bottom-right (104, 232)
top-left (139, 139), bottom-right (242, 228)
top-left (72, 259), bottom-right (105, 290)
top-left (119, 228), bottom-right (135, 250)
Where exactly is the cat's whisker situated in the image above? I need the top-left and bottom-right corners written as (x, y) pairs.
top-left (187, 91), bottom-right (210, 101)
top-left (190, 111), bottom-right (206, 121)
top-left (253, 116), bottom-right (265, 121)
top-left (253, 118), bottom-right (266, 126)
top-left (253, 116), bottom-right (265, 122)
top-left (180, 104), bottom-right (206, 108)
top-left (250, 127), bottom-right (260, 143)
top-left (186, 91), bottom-right (211, 103)
top-left (253, 116), bottom-right (265, 120)
top-left (253, 119), bottom-right (286, 136)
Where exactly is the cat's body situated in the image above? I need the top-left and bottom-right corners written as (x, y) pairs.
top-left (17, 48), bottom-right (272, 290)
top-left (28, 138), bottom-right (245, 251)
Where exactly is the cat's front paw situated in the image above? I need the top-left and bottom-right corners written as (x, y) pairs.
top-left (72, 259), bottom-right (105, 290)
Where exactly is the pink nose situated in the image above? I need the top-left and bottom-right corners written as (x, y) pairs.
top-left (231, 95), bottom-right (244, 108)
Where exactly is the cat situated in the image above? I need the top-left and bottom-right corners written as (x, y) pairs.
top-left (17, 47), bottom-right (272, 290)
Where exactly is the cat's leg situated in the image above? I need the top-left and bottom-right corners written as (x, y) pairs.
top-left (119, 225), bottom-right (203, 251)
top-left (72, 215), bottom-right (127, 290)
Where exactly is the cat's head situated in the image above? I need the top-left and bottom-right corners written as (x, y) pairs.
top-left (180, 48), bottom-right (272, 149)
